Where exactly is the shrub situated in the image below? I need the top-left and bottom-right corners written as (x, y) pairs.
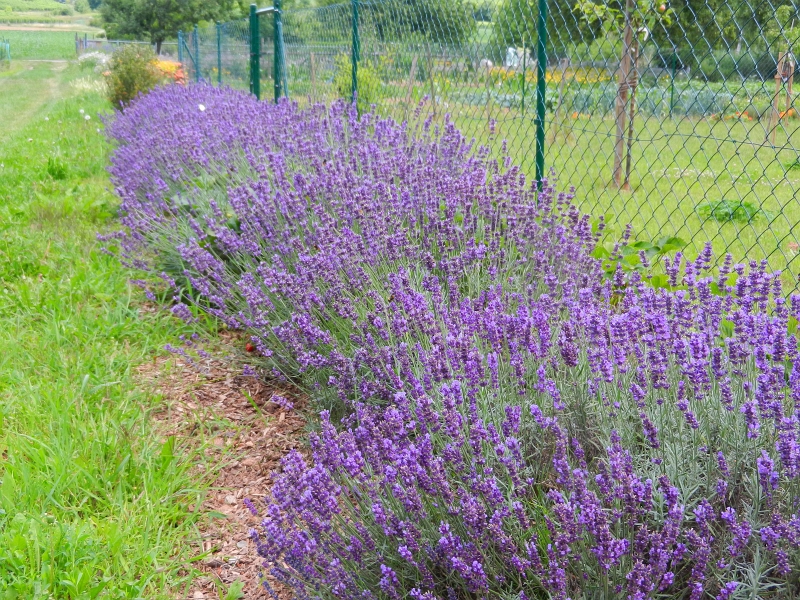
top-left (333, 53), bottom-right (381, 113)
top-left (152, 59), bottom-right (186, 85)
top-left (106, 44), bottom-right (159, 109)
top-left (106, 85), bottom-right (800, 598)
top-left (74, 0), bottom-right (89, 13)
top-left (78, 50), bottom-right (109, 71)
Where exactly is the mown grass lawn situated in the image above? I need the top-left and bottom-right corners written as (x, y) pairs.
top-left (292, 71), bottom-right (800, 286)
top-left (0, 61), bottom-right (214, 598)
top-left (0, 30), bottom-right (83, 60)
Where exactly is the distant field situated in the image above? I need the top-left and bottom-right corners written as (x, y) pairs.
top-left (0, 0), bottom-right (65, 11)
top-left (1, 29), bottom-right (80, 59)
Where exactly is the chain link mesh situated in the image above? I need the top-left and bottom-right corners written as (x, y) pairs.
top-left (187, 0), bottom-right (800, 289)
top-left (182, 19), bottom-right (250, 89)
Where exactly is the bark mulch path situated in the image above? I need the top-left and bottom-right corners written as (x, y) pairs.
top-left (136, 333), bottom-right (305, 599)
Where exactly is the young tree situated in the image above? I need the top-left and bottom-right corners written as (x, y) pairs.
top-left (360, 0), bottom-right (477, 46)
top-left (100, 0), bottom-right (238, 53)
top-left (575, 0), bottom-right (673, 189)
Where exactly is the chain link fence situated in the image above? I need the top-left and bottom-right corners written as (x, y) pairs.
top-left (181, 0), bottom-right (800, 288)
top-left (178, 20), bottom-right (251, 89)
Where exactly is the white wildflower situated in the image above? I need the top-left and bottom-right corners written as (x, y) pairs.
top-left (198, 104), bottom-right (206, 112)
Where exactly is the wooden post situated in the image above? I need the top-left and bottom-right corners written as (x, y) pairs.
top-left (768, 50), bottom-right (795, 146)
top-left (404, 54), bottom-right (419, 121)
top-left (770, 51), bottom-right (785, 146)
top-left (612, 0), bottom-right (635, 188)
top-left (426, 41), bottom-right (436, 117)
top-left (550, 57), bottom-right (570, 142)
top-left (310, 52), bottom-right (317, 101)
top-left (623, 41), bottom-right (639, 190)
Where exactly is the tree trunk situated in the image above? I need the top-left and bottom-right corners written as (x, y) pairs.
top-left (611, 0), bottom-right (635, 189)
top-left (623, 40), bottom-right (639, 191)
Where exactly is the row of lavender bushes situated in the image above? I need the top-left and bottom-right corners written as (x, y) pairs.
top-left (105, 84), bottom-right (800, 599)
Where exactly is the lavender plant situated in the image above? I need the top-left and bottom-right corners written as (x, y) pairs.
top-left (105, 85), bottom-right (800, 599)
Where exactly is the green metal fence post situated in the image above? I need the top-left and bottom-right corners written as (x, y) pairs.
top-left (193, 25), bottom-right (200, 82)
top-left (521, 38), bottom-right (526, 114)
top-left (250, 4), bottom-right (260, 99)
top-left (351, 0), bottom-right (359, 103)
top-left (178, 31), bottom-right (183, 65)
top-left (217, 22), bottom-right (222, 86)
top-left (534, 0), bottom-right (548, 189)
top-left (669, 49), bottom-right (677, 118)
top-left (274, 0), bottom-right (283, 102)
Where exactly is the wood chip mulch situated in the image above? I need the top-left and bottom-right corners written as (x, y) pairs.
top-left (136, 333), bottom-right (306, 599)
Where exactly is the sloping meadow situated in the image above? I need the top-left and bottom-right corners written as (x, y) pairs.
top-left (106, 85), bottom-right (800, 599)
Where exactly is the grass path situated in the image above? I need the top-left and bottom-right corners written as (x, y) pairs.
top-left (0, 61), bottom-right (69, 142)
top-left (0, 63), bottom-right (220, 598)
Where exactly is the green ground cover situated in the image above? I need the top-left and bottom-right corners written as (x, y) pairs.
top-left (0, 15), bottom-right (59, 24)
top-left (0, 62), bottom-right (218, 598)
top-left (459, 111), bottom-right (800, 280)
top-left (0, 0), bottom-right (66, 11)
top-left (0, 30), bottom-right (82, 59)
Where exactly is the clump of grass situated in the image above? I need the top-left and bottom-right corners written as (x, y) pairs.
top-left (46, 153), bottom-right (67, 179)
top-left (696, 198), bottom-right (772, 223)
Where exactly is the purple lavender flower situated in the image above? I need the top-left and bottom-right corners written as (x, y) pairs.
top-left (105, 84), bottom-right (800, 599)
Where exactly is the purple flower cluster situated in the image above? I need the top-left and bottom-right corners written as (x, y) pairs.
top-left (106, 85), bottom-right (800, 598)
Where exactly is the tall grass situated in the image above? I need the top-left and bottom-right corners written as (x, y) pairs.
top-left (0, 64), bottom-right (215, 598)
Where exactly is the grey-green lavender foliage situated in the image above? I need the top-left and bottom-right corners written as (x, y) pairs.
top-left (106, 84), bottom-right (800, 599)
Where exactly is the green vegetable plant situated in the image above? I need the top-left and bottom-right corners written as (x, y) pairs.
top-left (696, 199), bottom-right (773, 223)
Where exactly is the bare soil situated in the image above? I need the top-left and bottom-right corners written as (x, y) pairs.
top-left (136, 332), bottom-right (305, 599)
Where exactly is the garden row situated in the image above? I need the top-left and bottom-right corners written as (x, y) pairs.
top-left (107, 84), bottom-right (800, 599)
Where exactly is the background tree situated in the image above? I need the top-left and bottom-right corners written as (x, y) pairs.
top-left (491, 0), bottom-right (598, 61)
top-left (100, 0), bottom-right (238, 53)
top-left (359, 0), bottom-right (477, 46)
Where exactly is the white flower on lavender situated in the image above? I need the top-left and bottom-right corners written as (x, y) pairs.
top-left (198, 104), bottom-right (206, 112)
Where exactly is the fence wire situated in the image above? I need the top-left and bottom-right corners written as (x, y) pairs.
top-left (183, 0), bottom-right (800, 289)
top-left (182, 19), bottom-right (250, 89)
